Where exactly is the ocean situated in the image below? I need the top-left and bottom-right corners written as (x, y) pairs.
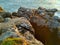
top-left (0, 0), bottom-right (60, 17)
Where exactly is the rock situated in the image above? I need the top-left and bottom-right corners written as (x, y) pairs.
top-left (30, 16), bottom-right (52, 44)
top-left (2, 12), bottom-right (12, 18)
top-left (46, 8), bottom-right (58, 13)
top-left (0, 12), bottom-right (12, 18)
top-left (0, 7), bottom-right (5, 12)
top-left (30, 14), bottom-right (60, 45)
top-left (46, 9), bottom-right (58, 17)
top-left (0, 6), bottom-right (59, 45)
top-left (24, 31), bottom-right (44, 45)
top-left (37, 7), bottom-right (58, 17)
top-left (12, 12), bottom-right (18, 17)
top-left (4, 18), bottom-right (11, 22)
top-left (1, 38), bottom-right (28, 45)
top-left (0, 17), bottom-right (43, 45)
top-left (57, 18), bottom-right (60, 22)
top-left (47, 12), bottom-right (55, 17)
top-left (37, 7), bottom-right (47, 16)
top-left (38, 7), bottom-right (46, 11)
top-left (36, 9), bottom-right (46, 16)
top-left (14, 17), bottom-right (35, 34)
top-left (17, 7), bottom-right (60, 45)
top-left (0, 31), bottom-right (18, 41)
top-left (0, 16), bottom-right (4, 22)
top-left (17, 7), bottom-right (33, 20)
top-left (0, 31), bottom-right (44, 45)
top-left (0, 17), bottom-right (35, 36)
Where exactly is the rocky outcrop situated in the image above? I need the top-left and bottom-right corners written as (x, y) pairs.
top-left (0, 16), bottom-right (43, 45)
top-left (17, 7), bottom-right (60, 45)
top-left (0, 6), bottom-right (60, 45)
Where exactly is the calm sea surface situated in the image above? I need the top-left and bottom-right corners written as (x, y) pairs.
top-left (0, 0), bottom-right (60, 17)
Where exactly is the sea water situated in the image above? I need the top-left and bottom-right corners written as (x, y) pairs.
top-left (0, 0), bottom-right (60, 17)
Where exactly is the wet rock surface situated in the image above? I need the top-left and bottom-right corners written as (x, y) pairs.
top-left (0, 7), bottom-right (60, 45)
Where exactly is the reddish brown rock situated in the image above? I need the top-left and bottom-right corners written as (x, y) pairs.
top-left (30, 16), bottom-right (52, 45)
top-left (30, 15), bottom-right (60, 45)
